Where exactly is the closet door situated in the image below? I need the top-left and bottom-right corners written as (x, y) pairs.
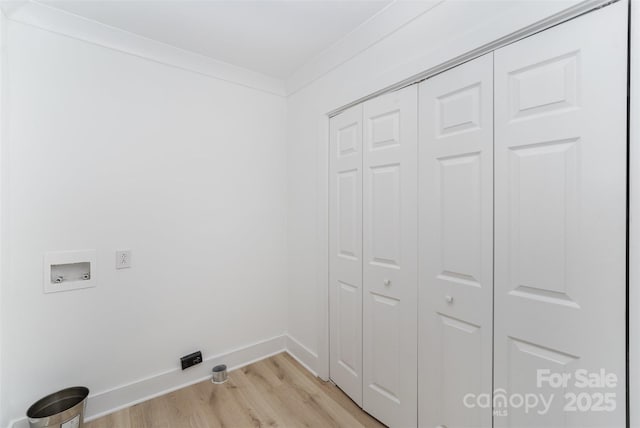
top-left (362, 85), bottom-right (418, 427)
top-left (418, 53), bottom-right (494, 428)
top-left (329, 104), bottom-right (363, 406)
top-left (494, 2), bottom-right (627, 427)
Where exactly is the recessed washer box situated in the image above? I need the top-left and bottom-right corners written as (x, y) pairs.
top-left (44, 250), bottom-right (96, 293)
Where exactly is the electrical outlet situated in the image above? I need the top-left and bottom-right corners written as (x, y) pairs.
top-left (115, 250), bottom-right (131, 269)
top-left (181, 351), bottom-right (203, 370)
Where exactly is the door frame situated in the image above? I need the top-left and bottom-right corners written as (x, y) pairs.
top-left (320, 1), bottom-right (636, 425)
top-left (628, 0), bottom-right (639, 426)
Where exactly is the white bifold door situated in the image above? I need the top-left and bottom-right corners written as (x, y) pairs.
top-left (331, 3), bottom-right (626, 427)
top-left (329, 104), bottom-right (363, 406)
top-left (362, 86), bottom-right (418, 427)
top-left (418, 52), bottom-right (494, 428)
top-left (493, 2), bottom-right (627, 427)
top-left (329, 85), bottom-right (418, 427)
top-left (417, 2), bottom-right (626, 427)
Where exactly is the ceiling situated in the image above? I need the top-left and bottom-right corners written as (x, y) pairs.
top-left (38, 0), bottom-right (393, 79)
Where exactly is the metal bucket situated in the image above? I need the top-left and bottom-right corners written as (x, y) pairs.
top-left (211, 364), bottom-right (228, 384)
top-left (27, 386), bottom-right (89, 428)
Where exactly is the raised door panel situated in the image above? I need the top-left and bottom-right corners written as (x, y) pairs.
top-left (363, 85), bottom-right (418, 427)
top-left (501, 338), bottom-right (580, 427)
top-left (438, 152), bottom-right (482, 287)
top-left (368, 292), bottom-right (402, 404)
top-left (337, 170), bottom-right (359, 260)
top-left (418, 52), bottom-right (494, 428)
top-left (337, 281), bottom-right (360, 377)
top-left (329, 105), bottom-right (363, 406)
top-left (438, 314), bottom-right (484, 427)
top-left (494, 3), bottom-right (627, 426)
top-left (369, 164), bottom-right (401, 268)
top-left (508, 139), bottom-right (579, 306)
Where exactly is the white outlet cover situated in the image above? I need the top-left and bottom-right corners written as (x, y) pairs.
top-left (116, 250), bottom-right (131, 269)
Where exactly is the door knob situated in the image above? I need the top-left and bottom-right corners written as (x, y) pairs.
top-left (445, 295), bottom-right (454, 304)
top-left (383, 279), bottom-right (391, 286)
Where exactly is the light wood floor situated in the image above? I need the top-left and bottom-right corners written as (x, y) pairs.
top-left (86, 352), bottom-right (385, 428)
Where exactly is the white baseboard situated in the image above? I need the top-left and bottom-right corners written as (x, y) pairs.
top-left (284, 334), bottom-right (319, 377)
top-left (8, 334), bottom-right (322, 428)
top-left (8, 334), bottom-right (287, 428)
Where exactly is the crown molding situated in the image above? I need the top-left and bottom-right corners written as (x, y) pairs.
top-left (2, 1), bottom-right (286, 97)
top-left (284, 0), bottom-right (445, 96)
top-left (327, 0), bottom-right (614, 117)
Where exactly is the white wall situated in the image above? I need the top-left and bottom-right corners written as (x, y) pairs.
top-left (0, 17), bottom-right (287, 427)
top-left (285, 0), bottom-right (588, 378)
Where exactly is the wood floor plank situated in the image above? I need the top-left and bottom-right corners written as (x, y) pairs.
top-left (85, 352), bottom-right (386, 428)
top-left (98, 408), bottom-right (130, 428)
top-left (278, 354), bottom-right (383, 428)
top-left (282, 355), bottom-right (383, 428)
top-left (237, 361), bottom-right (312, 427)
top-left (247, 358), bottom-right (339, 427)
top-left (268, 354), bottom-right (369, 427)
